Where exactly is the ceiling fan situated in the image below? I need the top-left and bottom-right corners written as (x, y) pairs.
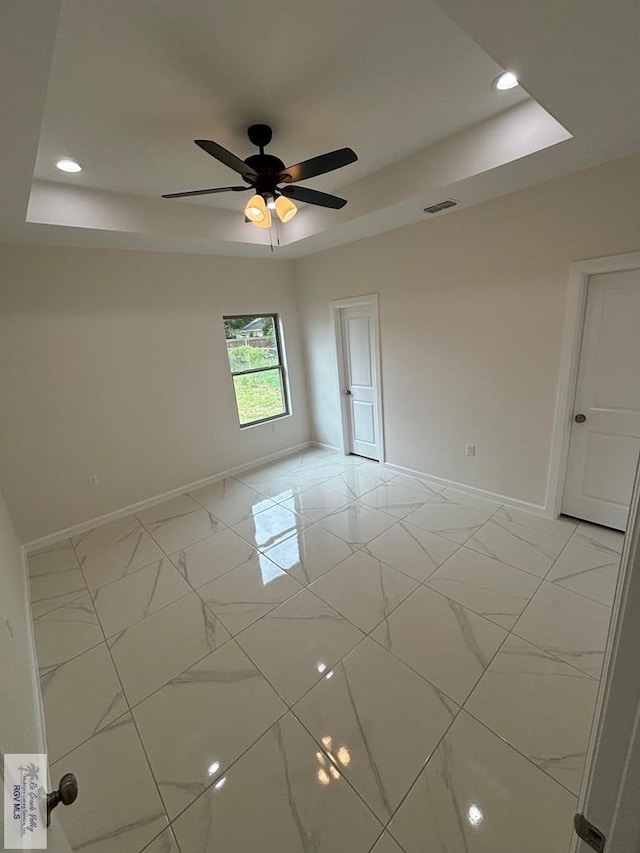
top-left (162, 124), bottom-right (357, 227)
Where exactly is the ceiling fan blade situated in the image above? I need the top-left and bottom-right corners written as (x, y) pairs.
top-left (278, 148), bottom-right (357, 183)
top-left (194, 140), bottom-right (258, 179)
top-left (162, 186), bottom-right (250, 199)
top-left (281, 185), bottom-right (348, 209)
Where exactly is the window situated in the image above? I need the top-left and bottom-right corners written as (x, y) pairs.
top-left (223, 314), bottom-right (289, 427)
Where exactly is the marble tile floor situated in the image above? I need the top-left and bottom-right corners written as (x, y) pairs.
top-left (28, 447), bottom-right (623, 852)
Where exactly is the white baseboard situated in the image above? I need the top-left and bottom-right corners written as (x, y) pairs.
top-left (311, 440), bottom-right (343, 453)
top-left (382, 461), bottom-right (547, 515)
top-left (24, 441), bottom-right (312, 553)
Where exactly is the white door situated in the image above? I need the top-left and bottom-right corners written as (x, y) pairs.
top-left (340, 303), bottom-right (380, 460)
top-left (563, 268), bottom-right (640, 530)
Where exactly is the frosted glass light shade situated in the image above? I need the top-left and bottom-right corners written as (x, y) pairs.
top-left (245, 194), bottom-right (268, 224)
top-left (275, 195), bottom-right (297, 223)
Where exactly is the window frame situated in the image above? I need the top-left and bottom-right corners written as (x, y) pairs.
top-left (223, 312), bottom-right (290, 428)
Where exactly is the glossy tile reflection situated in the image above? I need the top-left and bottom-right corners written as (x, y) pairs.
top-left (172, 714), bottom-right (382, 852)
top-left (388, 711), bottom-right (576, 852)
top-left (233, 501), bottom-right (310, 549)
top-left (32, 450), bottom-right (618, 853)
top-left (295, 638), bottom-right (457, 821)
top-left (235, 589), bottom-right (364, 703)
top-left (197, 553), bottom-right (302, 635)
top-left (133, 642), bottom-right (286, 818)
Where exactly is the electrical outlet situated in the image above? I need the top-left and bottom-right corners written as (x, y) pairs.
top-left (465, 443), bottom-right (476, 457)
top-left (87, 474), bottom-right (99, 487)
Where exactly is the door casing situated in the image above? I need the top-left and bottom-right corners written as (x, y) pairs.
top-left (331, 293), bottom-right (385, 462)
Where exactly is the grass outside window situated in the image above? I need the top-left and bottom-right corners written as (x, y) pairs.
top-left (223, 314), bottom-right (289, 427)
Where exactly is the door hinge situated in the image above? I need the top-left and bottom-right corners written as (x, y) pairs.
top-left (574, 813), bottom-right (606, 852)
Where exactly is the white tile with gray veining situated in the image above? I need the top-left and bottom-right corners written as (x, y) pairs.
top-left (493, 506), bottom-right (577, 541)
top-left (140, 828), bottom-right (180, 853)
top-left (465, 517), bottom-right (568, 577)
top-left (360, 481), bottom-right (430, 519)
top-left (136, 494), bottom-right (223, 553)
top-left (466, 636), bottom-right (599, 794)
top-left (197, 553), bottom-right (302, 635)
top-left (372, 585), bottom-right (507, 704)
top-left (169, 526), bottom-right (257, 588)
top-left (547, 539), bottom-right (620, 606)
top-left (30, 453), bottom-right (615, 853)
top-left (28, 539), bottom-right (79, 574)
top-left (322, 469), bottom-right (387, 500)
top-left (74, 514), bottom-right (165, 590)
top-left (52, 713), bottom-right (167, 853)
top-left (40, 643), bottom-right (127, 762)
top-left (572, 521), bottom-right (624, 554)
top-left (294, 638), bottom-right (457, 821)
top-left (262, 522), bottom-right (358, 584)
top-left (370, 832), bottom-right (405, 853)
top-left (171, 713), bottom-right (382, 853)
top-left (274, 447), bottom-right (339, 471)
top-left (233, 467), bottom-right (310, 499)
top-left (387, 472), bottom-right (444, 497)
top-left (437, 487), bottom-right (502, 513)
top-left (288, 459), bottom-right (354, 486)
top-left (356, 460), bottom-right (398, 482)
top-left (33, 593), bottom-right (103, 674)
top-left (134, 641), bottom-right (286, 819)
top-left (388, 710), bottom-right (576, 853)
top-left (108, 592), bottom-right (231, 706)
top-left (92, 558), bottom-right (191, 637)
top-left (283, 482), bottom-right (350, 523)
top-left (235, 588), bottom-right (364, 704)
top-left (310, 550), bottom-right (418, 633)
top-left (404, 496), bottom-right (494, 545)
top-left (189, 477), bottom-right (274, 526)
top-left (427, 547), bottom-right (540, 629)
top-left (232, 501), bottom-right (310, 550)
top-left (27, 540), bottom-right (87, 617)
top-left (362, 520), bottom-right (459, 582)
top-left (513, 581), bottom-right (611, 678)
top-left (318, 501), bottom-right (396, 547)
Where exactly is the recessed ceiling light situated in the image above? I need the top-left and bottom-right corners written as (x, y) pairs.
top-left (493, 71), bottom-right (519, 91)
top-left (56, 158), bottom-right (82, 173)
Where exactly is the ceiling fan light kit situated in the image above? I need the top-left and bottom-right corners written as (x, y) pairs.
top-left (162, 123), bottom-right (357, 232)
top-left (275, 195), bottom-right (297, 223)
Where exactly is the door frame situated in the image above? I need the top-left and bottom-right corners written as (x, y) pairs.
top-left (571, 452), bottom-right (640, 852)
top-left (330, 293), bottom-right (385, 462)
top-left (546, 250), bottom-right (640, 519)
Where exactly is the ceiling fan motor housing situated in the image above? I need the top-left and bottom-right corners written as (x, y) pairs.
top-left (243, 153), bottom-right (286, 196)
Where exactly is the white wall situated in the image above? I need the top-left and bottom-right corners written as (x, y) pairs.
top-left (0, 484), bottom-right (42, 752)
top-left (0, 245), bottom-right (310, 541)
top-left (295, 153), bottom-right (640, 508)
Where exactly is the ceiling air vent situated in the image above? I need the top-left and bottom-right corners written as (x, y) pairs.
top-left (423, 199), bottom-right (458, 214)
